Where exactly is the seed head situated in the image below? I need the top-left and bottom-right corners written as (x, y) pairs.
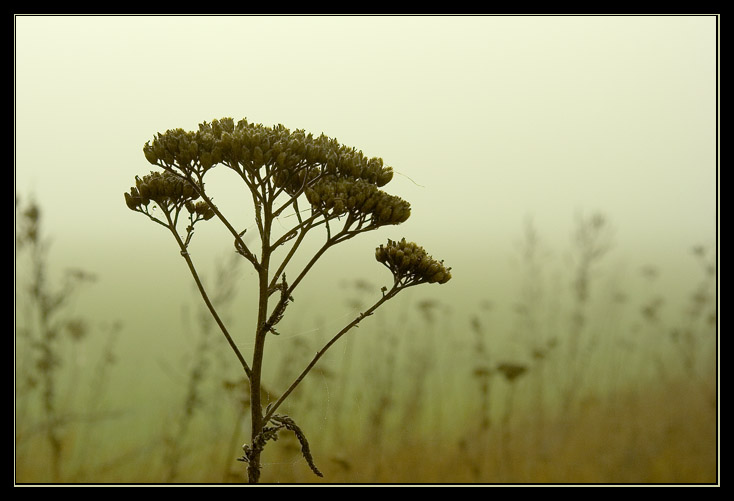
top-left (304, 175), bottom-right (411, 226)
top-left (141, 118), bottom-right (396, 194)
top-left (375, 238), bottom-right (451, 285)
top-left (124, 171), bottom-right (200, 212)
top-left (185, 200), bottom-right (216, 221)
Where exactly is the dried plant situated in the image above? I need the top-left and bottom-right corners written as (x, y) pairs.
top-left (672, 245), bottom-right (716, 380)
top-left (561, 212), bottom-right (614, 411)
top-left (15, 197), bottom-right (121, 482)
top-left (123, 117), bottom-right (451, 483)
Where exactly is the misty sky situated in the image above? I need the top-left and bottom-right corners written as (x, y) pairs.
top-left (15, 15), bottom-right (717, 326)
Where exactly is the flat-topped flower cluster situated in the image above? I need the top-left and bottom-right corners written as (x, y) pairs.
top-left (133, 118), bottom-right (408, 229)
top-left (124, 170), bottom-right (215, 220)
top-left (375, 238), bottom-right (452, 285)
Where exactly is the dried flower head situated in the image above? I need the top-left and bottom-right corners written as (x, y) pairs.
top-left (184, 200), bottom-right (216, 221)
top-left (304, 175), bottom-right (410, 226)
top-left (141, 118), bottom-right (395, 189)
top-left (133, 118), bottom-right (413, 243)
top-left (375, 238), bottom-right (452, 286)
top-left (135, 118), bottom-right (410, 232)
top-left (124, 170), bottom-right (200, 212)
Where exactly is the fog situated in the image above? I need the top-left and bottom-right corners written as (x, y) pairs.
top-left (15, 15), bottom-right (717, 484)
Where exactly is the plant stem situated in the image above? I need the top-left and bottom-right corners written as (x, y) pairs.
top-left (262, 283), bottom-right (401, 426)
top-left (171, 167), bottom-right (261, 271)
top-left (247, 197), bottom-right (274, 484)
top-left (166, 220), bottom-right (252, 379)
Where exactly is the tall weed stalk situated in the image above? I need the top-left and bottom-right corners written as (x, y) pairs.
top-left (124, 118), bottom-right (452, 482)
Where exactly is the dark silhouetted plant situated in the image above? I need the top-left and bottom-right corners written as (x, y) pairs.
top-left (124, 118), bottom-right (451, 483)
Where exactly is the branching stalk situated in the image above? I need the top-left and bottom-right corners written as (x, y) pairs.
top-left (125, 117), bottom-right (452, 483)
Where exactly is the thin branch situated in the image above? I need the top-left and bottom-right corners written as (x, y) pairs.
top-left (229, 161), bottom-right (264, 205)
top-left (163, 165), bottom-right (262, 272)
top-left (267, 217), bottom-right (315, 292)
top-left (270, 163), bottom-right (327, 218)
top-left (163, 211), bottom-right (252, 380)
top-left (293, 197), bottom-right (304, 225)
top-left (262, 283), bottom-right (402, 424)
top-left (269, 210), bottom-right (322, 251)
top-left (268, 215), bottom-right (380, 318)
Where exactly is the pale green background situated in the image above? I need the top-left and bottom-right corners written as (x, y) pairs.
top-left (15, 14), bottom-right (717, 450)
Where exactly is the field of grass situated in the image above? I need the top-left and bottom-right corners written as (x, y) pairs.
top-left (259, 377), bottom-right (716, 484)
top-left (15, 202), bottom-right (717, 485)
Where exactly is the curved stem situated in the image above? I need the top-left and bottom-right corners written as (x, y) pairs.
top-left (267, 216), bottom-right (318, 291)
top-left (262, 217), bottom-right (382, 334)
top-left (164, 213), bottom-right (252, 379)
top-left (269, 211), bottom-right (322, 252)
top-left (285, 219), bottom-right (379, 298)
top-left (262, 283), bottom-right (401, 425)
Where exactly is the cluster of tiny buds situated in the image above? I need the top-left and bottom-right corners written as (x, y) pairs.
top-left (135, 118), bottom-right (411, 231)
top-left (184, 200), bottom-right (216, 221)
top-left (375, 238), bottom-right (452, 285)
top-left (142, 118), bottom-right (395, 190)
top-left (304, 176), bottom-right (410, 225)
top-left (124, 171), bottom-right (200, 212)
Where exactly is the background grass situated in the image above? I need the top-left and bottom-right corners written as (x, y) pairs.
top-left (15, 202), bottom-right (717, 485)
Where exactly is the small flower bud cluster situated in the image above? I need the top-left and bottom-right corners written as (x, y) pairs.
top-left (142, 118), bottom-right (395, 193)
top-left (124, 171), bottom-right (199, 211)
top-left (375, 238), bottom-right (452, 285)
top-left (273, 142), bottom-right (394, 195)
top-left (304, 176), bottom-right (411, 225)
top-left (184, 200), bottom-right (216, 220)
top-left (134, 118), bottom-right (408, 232)
top-left (143, 128), bottom-right (200, 169)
